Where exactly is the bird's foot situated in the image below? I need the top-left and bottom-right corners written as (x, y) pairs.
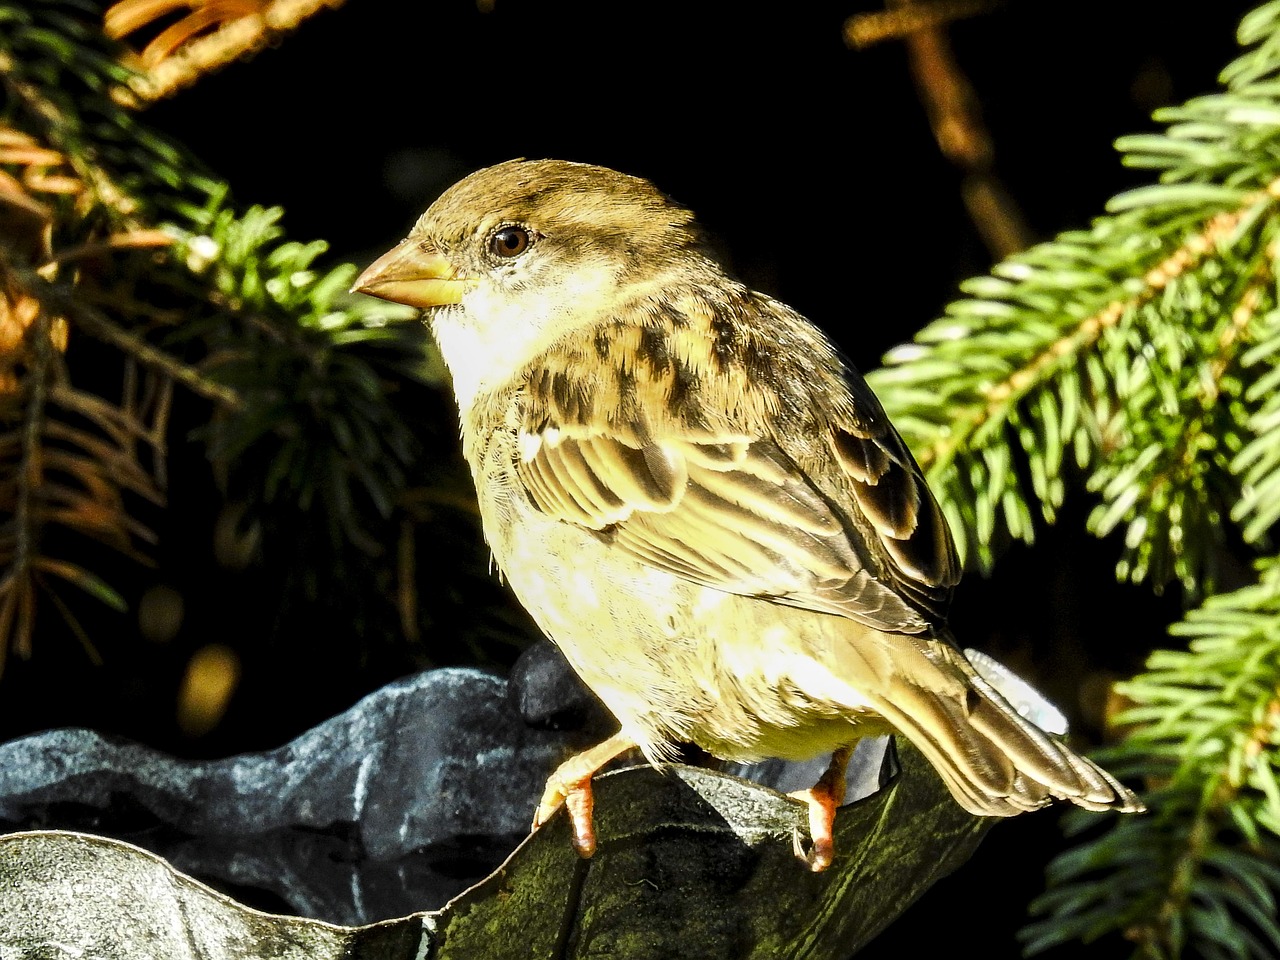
top-left (788, 745), bottom-right (852, 872)
top-left (533, 731), bottom-right (635, 858)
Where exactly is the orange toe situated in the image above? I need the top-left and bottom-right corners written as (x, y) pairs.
top-left (532, 731), bottom-right (635, 859)
top-left (787, 745), bottom-right (852, 872)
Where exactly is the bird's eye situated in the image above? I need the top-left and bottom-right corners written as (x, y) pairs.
top-left (490, 225), bottom-right (532, 258)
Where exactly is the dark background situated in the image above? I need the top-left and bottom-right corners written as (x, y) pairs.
top-left (2, 1), bottom-right (1256, 956)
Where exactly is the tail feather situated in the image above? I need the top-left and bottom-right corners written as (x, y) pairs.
top-left (963, 666), bottom-right (1139, 812)
top-left (837, 631), bottom-right (1143, 818)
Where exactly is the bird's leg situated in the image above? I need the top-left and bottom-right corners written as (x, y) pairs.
top-left (789, 745), bottom-right (853, 872)
top-left (534, 731), bottom-right (636, 858)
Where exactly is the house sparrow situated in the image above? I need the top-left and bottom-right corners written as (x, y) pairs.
top-left (353, 159), bottom-right (1141, 871)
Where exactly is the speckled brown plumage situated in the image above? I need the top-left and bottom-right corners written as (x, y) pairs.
top-left (504, 278), bottom-right (958, 631)
top-left (353, 158), bottom-right (1142, 870)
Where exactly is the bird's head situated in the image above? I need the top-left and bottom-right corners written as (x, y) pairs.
top-left (354, 159), bottom-right (712, 411)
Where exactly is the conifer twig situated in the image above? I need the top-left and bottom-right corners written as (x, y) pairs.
top-left (848, 0), bottom-right (1030, 260)
top-left (109, 0), bottom-right (347, 102)
top-left (64, 297), bottom-right (243, 410)
top-left (844, 0), bottom-right (997, 48)
top-left (0, 51), bottom-right (139, 222)
top-left (920, 182), bottom-right (1279, 473)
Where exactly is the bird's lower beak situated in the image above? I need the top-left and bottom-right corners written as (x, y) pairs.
top-left (351, 240), bottom-right (472, 308)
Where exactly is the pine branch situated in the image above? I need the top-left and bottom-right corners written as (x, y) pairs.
top-left (866, 4), bottom-right (1280, 955)
top-left (844, 0), bottom-right (999, 49)
top-left (850, 0), bottom-right (1031, 260)
top-left (165, 203), bottom-right (431, 554)
top-left (0, 2), bottom-right (220, 223)
top-left (1, 303), bottom-right (56, 660)
top-left (105, 0), bottom-right (348, 102)
top-left (1232, 297), bottom-right (1280, 541)
top-left (867, 4), bottom-right (1280, 590)
top-left (1023, 561), bottom-right (1280, 959)
top-left (61, 284), bottom-right (244, 410)
top-left (0, 0), bottom-right (458, 666)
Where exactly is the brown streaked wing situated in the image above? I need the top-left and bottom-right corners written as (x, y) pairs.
top-left (823, 370), bottom-right (961, 612)
top-left (514, 426), bottom-right (935, 633)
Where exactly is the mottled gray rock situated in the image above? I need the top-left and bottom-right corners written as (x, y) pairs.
top-left (0, 665), bottom-right (605, 922)
top-left (0, 668), bottom-right (579, 852)
top-left (509, 639), bottom-right (616, 731)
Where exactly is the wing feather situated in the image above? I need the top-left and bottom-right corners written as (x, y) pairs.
top-left (686, 457), bottom-right (841, 536)
top-left (509, 288), bottom-right (960, 633)
top-left (552, 442), bottom-right (625, 516)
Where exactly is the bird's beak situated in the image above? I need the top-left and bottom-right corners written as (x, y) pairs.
top-left (351, 239), bottom-right (473, 308)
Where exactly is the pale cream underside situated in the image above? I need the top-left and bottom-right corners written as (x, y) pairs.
top-left (476, 455), bottom-right (888, 765)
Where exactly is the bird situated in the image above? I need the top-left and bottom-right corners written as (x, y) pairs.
top-left (353, 158), bottom-right (1142, 871)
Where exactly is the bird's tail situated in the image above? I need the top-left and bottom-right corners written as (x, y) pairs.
top-left (837, 629), bottom-right (1142, 817)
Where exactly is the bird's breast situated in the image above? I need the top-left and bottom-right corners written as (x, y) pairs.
top-left (464, 420), bottom-right (887, 764)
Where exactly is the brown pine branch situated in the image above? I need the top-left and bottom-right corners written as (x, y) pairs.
top-left (105, 0), bottom-right (348, 103)
top-left (847, 0), bottom-right (1031, 261)
top-left (844, 0), bottom-right (999, 48)
top-left (0, 306), bottom-right (57, 660)
top-left (54, 294), bottom-right (242, 410)
top-left (0, 52), bottom-right (139, 224)
top-left (0, 260), bottom-right (180, 669)
top-left (44, 229), bottom-right (173, 267)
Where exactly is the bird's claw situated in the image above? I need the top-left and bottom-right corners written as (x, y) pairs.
top-left (789, 788), bottom-right (837, 872)
top-left (531, 732), bottom-right (635, 859)
top-left (788, 745), bottom-right (851, 873)
top-left (534, 774), bottom-right (597, 858)
top-left (790, 826), bottom-right (835, 873)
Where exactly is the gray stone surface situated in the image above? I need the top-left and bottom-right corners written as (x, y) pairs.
top-left (0, 664), bottom-right (603, 922)
top-left (0, 747), bottom-right (989, 960)
top-left (0, 646), bottom-right (898, 925)
top-left (0, 668), bottom-right (577, 852)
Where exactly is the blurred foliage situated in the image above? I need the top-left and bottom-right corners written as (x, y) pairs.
top-left (0, 0), bottom-right (531, 695)
top-left (1024, 559), bottom-right (1280, 959)
top-left (868, 3), bottom-right (1280, 956)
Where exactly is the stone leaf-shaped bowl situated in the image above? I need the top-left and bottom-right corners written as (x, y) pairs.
top-left (0, 746), bottom-right (988, 960)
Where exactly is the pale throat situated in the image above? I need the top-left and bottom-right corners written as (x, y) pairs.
top-left (429, 261), bottom-right (627, 418)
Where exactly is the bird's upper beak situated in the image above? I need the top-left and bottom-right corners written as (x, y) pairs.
top-left (351, 239), bottom-right (473, 308)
